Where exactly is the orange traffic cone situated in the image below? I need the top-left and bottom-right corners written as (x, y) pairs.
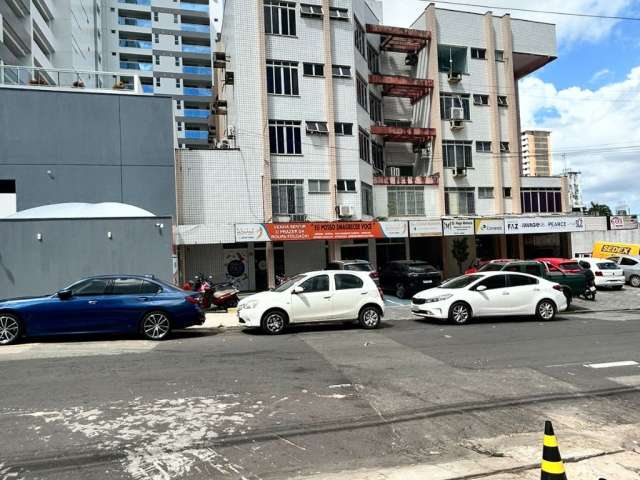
top-left (541, 421), bottom-right (567, 479)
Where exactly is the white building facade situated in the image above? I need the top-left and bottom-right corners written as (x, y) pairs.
top-left (176, 0), bottom-right (582, 290)
top-left (521, 129), bottom-right (552, 176)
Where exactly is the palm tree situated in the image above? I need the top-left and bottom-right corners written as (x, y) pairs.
top-left (587, 202), bottom-right (612, 216)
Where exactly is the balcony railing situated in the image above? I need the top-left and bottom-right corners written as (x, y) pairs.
top-left (179, 2), bottom-right (209, 12)
top-left (183, 108), bottom-right (209, 118)
top-left (118, 17), bottom-right (152, 27)
top-left (182, 45), bottom-right (211, 54)
top-left (119, 39), bottom-right (152, 49)
top-left (183, 66), bottom-right (211, 75)
top-left (118, 0), bottom-right (151, 4)
top-left (182, 23), bottom-right (210, 33)
top-left (184, 130), bottom-right (208, 139)
top-left (120, 61), bottom-right (153, 71)
top-left (373, 174), bottom-right (440, 186)
top-left (183, 87), bottom-right (211, 96)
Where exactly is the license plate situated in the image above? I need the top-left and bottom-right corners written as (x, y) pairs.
top-left (423, 280), bottom-right (432, 284)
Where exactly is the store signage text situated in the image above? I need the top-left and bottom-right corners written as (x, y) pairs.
top-left (442, 219), bottom-right (474, 236)
top-left (235, 221), bottom-right (407, 242)
top-left (504, 216), bottom-right (586, 234)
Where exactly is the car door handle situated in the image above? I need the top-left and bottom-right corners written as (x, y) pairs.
top-left (502, 292), bottom-right (510, 295)
top-left (323, 295), bottom-right (332, 299)
top-left (138, 297), bottom-right (150, 302)
top-left (88, 300), bottom-right (98, 304)
top-left (360, 291), bottom-right (368, 295)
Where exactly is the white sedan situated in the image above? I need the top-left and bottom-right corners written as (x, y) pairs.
top-left (237, 271), bottom-right (385, 334)
top-left (577, 258), bottom-right (625, 289)
top-left (411, 271), bottom-right (567, 324)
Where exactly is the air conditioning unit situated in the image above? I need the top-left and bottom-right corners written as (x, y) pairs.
top-left (447, 71), bottom-right (462, 83)
top-left (449, 119), bottom-right (464, 130)
top-left (386, 167), bottom-right (401, 177)
top-left (450, 107), bottom-right (464, 120)
top-left (453, 167), bottom-right (467, 176)
top-left (337, 205), bottom-right (354, 218)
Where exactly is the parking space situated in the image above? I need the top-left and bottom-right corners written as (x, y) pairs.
top-left (571, 284), bottom-right (640, 312)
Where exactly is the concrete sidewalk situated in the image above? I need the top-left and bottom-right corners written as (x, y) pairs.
top-left (203, 309), bottom-right (240, 329)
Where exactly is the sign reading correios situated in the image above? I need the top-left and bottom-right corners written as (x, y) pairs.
top-left (504, 216), bottom-right (586, 234)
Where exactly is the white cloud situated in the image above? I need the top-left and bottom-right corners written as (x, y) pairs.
top-left (590, 68), bottom-right (612, 83)
top-left (381, 0), bottom-right (633, 47)
top-left (519, 67), bottom-right (640, 212)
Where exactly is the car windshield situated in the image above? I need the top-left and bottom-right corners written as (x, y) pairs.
top-left (344, 263), bottom-right (373, 272)
top-left (597, 262), bottom-right (619, 270)
top-left (273, 274), bottom-right (306, 292)
top-left (407, 263), bottom-right (434, 273)
top-left (440, 275), bottom-right (482, 289)
top-left (478, 263), bottom-right (505, 272)
top-left (560, 262), bottom-right (580, 270)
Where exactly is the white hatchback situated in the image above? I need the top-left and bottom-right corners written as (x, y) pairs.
top-left (411, 271), bottom-right (567, 324)
top-left (577, 258), bottom-right (625, 289)
top-left (237, 271), bottom-right (385, 334)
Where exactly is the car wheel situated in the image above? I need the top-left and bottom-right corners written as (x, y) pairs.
top-left (0, 313), bottom-right (21, 346)
top-left (261, 310), bottom-right (287, 335)
top-left (359, 306), bottom-right (381, 329)
top-left (536, 299), bottom-right (556, 321)
top-left (630, 275), bottom-right (640, 288)
top-left (141, 311), bottom-right (171, 341)
top-left (449, 302), bottom-right (471, 325)
top-left (395, 283), bottom-right (407, 299)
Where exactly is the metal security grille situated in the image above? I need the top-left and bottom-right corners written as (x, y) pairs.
top-left (388, 186), bottom-right (425, 216)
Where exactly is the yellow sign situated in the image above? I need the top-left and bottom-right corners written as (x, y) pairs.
top-left (592, 241), bottom-right (640, 258)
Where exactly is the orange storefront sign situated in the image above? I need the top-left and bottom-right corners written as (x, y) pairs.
top-left (235, 221), bottom-right (408, 242)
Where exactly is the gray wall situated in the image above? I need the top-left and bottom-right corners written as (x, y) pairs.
top-left (0, 87), bottom-right (176, 217)
top-left (571, 229), bottom-right (640, 256)
top-left (0, 218), bottom-right (173, 297)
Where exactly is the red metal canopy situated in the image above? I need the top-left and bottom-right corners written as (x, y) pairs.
top-left (366, 24), bottom-right (431, 53)
top-left (370, 126), bottom-right (436, 145)
top-left (369, 74), bottom-right (433, 104)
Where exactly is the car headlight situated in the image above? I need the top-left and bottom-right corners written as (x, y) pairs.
top-left (241, 300), bottom-right (259, 310)
top-left (424, 294), bottom-right (453, 303)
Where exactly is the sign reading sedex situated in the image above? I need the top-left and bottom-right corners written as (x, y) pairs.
top-left (235, 221), bottom-right (407, 242)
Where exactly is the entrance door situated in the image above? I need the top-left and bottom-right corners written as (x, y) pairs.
top-left (254, 249), bottom-right (268, 292)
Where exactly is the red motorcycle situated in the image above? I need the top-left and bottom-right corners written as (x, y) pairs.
top-left (183, 275), bottom-right (239, 310)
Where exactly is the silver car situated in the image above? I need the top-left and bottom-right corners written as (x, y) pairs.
top-left (607, 255), bottom-right (640, 288)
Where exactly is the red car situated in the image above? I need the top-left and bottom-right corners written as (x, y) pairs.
top-left (465, 259), bottom-right (517, 274)
top-left (534, 257), bottom-right (583, 274)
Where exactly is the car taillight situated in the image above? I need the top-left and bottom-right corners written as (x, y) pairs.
top-left (370, 271), bottom-right (379, 279)
top-left (595, 271), bottom-right (603, 277)
top-left (378, 287), bottom-right (384, 300)
top-left (552, 285), bottom-right (563, 291)
top-left (185, 295), bottom-right (200, 304)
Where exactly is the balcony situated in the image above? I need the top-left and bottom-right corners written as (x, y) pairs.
top-left (183, 108), bottom-right (209, 118)
top-left (366, 24), bottom-right (430, 53)
top-left (179, 2), bottom-right (209, 12)
top-left (184, 130), bottom-right (208, 139)
top-left (119, 39), bottom-right (152, 49)
top-left (118, 17), bottom-right (152, 28)
top-left (182, 23), bottom-right (210, 33)
top-left (182, 44), bottom-right (211, 55)
top-left (373, 174), bottom-right (439, 186)
top-left (118, 0), bottom-right (151, 4)
top-left (370, 126), bottom-right (436, 145)
top-left (183, 66), bottom-right (211, 75)
top-left (369, 74), bottom-right (433, 105)
top-left (183, 87), bottom-right (211, 96)
top-left (120, 61), bottom-right (153, 71)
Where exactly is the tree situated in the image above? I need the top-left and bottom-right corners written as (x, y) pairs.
top-left (452, 237), bottom-right (470, 274)
top-left (587, 202), bottom-right (612, 217)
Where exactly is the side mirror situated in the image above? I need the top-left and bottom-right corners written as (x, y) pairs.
top-left (57, 289), bottom-right (73, 300)
top-left (293, 286), bottom-right (305, 294)
top-left (475, 285), bottom-right (487, 292)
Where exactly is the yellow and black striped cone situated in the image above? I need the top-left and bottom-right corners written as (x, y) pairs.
top-left (541, 420), bottom-right (567, 479)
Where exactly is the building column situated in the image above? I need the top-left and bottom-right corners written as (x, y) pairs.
top-left (368, 239), bottom-right (378, 269)
top-left (405, 237), bottom-right (411, 260)
top-left (497, 235), bottom-right (508, 258)
top-left (322, 0), bottom-right (338, 219)
top-left (265, 241), bottom-right (275, 289)
top-left (328, 240), bottom-right (342, 262)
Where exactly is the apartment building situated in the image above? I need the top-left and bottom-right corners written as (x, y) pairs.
top-left (175, 1), bottom-right (583, 289)
top-left (101, 0), bottom-right (213, 149)
top-left (563, 169), bottom-right (585, 212)
top-left (521, 129), bottom-right (552, 176)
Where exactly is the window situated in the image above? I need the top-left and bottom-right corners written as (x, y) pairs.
top-left (385, 119), bottom-right (412, 128)
top-left (478, 187), bottom-right (494, 199)
top-left (155, 55), bottom-right (160, 65)
top-left (300, 275), bottom-right (329, 292)
top-left (367, 43), bottom-right (379, 73)
top-left (269, 120), bottom-right (302, 155)
top-left (440, 93), bottom-right (470, 120)
top-left (264, 1), bottom-right (296, 36)
top-left (471, 48), bottom-right (486, 59)
top-left (111, 278), bottom-right (144, 295)
top-left (176, 79), bottom-right (181, 88)
top-left (369, 93), bottom-right (382, 123)
top-left (300, 3), bottom-right (322, 17)
top-left (335, 123), bottom-right (353, 135)
top-left (500, 141), bottom-right (509, 152)
top-left (358, 128), bottom-right (370, 163)
top-left (361, 182), bottom-right (373, 216)
top-left (445, 188), bottom-right (475, 215)
top-left (272, 179), bottom-right (304, 214)
top-left (329, 7), bottom-right (349, 20)
top-left (442, 141), bottom-right (473, 168)
top-left (303, 62), bottom-right (324, 77)
top-left (335, 274), bottom-right (364, 290)
top-left (0, 180), bottom-right (16, 193)
top-left (508, 274), bottom-right (538, 287)
top-left (266, 60), bottom-right (299, 96)
top-left (155, 77), bottom-right (161, 87)
top-left (174, 35), bottom-right (179, 45)
top-left (308, 179), bottom-right (330, 193)
top-left (438, 45), bottom-right (467, 73)
top-left (473, 94), bottom-right (489, 106)
top-left (476, 275), bottom-right (507, 290)
top-left (495, 50), bottom-right (504, 61)
top-left (372, 141), bottom-right (384, 172)
top-left (354, 19), bottom-right (366, 58)
top-left (497, 95), bottom-right (508, 107)
top-left (153, 11), bottom-right (158, 21)
top-left (521, 188), bottom-right (562, 213)
top-left (173, 14), bottom-right (178, 23)
top-left (332, 65), bottom-right (351, 77)
top-left (175, 57), bottom-right (180, 66)
top-left (337, 179), bottom-right (356, 192)
top-left (71, 278), bottom-right (109, 296)
top-left (388, 186), bottom-right (425, 216)
top-left (357, 75), bottom-right (368, 110)
top-left (621, 257), bottom-right (639, 266)
top-left (476, 141), bottom-right (491, 153)
top-left (154, 33), bottom-right (159, 43)
top-left (503, 187), bottom-right (512, 198)
top-left (306, 121), bottom-right (328, 134)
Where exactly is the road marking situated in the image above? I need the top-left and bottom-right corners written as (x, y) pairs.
top-left (608, 374), bottom-right (640, 387)
top-left (584, 361), bottom-right (639, 369)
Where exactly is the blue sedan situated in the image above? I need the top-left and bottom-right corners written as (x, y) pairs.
top-left (0, 275), bottom-right (205, 345)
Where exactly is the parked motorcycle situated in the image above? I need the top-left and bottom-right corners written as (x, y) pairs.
top-left (580, 268), bottom-right (597, 301)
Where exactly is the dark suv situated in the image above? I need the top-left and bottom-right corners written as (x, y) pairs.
top-left (326, 259), bottom-right (379, 283)
top-left (379, 260), bottom-right (441, 299)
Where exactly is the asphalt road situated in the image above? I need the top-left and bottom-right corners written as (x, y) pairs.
top-left (1, 310), bottom-right (640, 480)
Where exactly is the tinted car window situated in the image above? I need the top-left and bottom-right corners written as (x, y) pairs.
top-left (579, 261), bottom-right (590, 269)
top-left (560, 262), bottom-right (580, 270)
top-left (300, 275), bottom-right (329, 292)
top-left (525, 265), bottom-right (541, 276)
top-left (335, 274), bottom-right (364, 290)
top-left (597, 262), bottom-right (618, 270)
top-left (620, 257), bottom-right (638, 266)
top-left (504, 265), bottom-right (521, 273)
top-left (508, 274), bottom-right (538, 287)
top-left (111, 278), bottom-right (143, 295)
top-left (478, 263), bottom-right (504, 272)
top-left (71, 278), bottom-right (109, 296)
top-left (440, 275), bottom-right (481, 289)
top-left (344, 263), bottom-right (373, 272)
top-left (477, 275), bottom-right (507, 290)
top-left (140, 281), bottom-right (162, 294)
